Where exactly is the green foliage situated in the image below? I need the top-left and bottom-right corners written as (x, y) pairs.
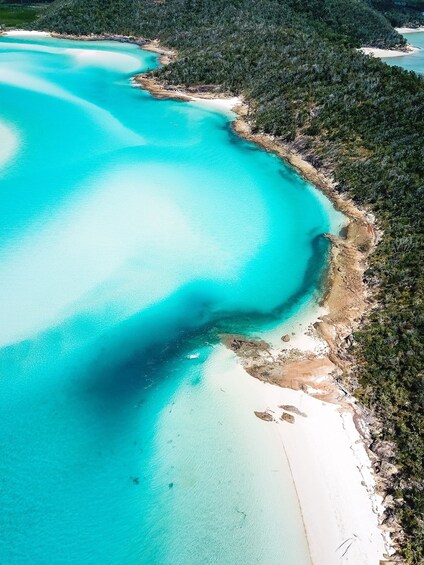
top-left (36, 0), bottom-right (424, 561)
top-left (285, 0), bottom-right (405, 47)
top-left (371, 0), bottom-right (424, 26)
top-left (0, 4), bottom-right (43, 27)
top-left (37, 0), bottom-right (406, 48)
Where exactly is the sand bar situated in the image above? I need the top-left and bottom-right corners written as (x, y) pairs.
top-left (0, 121), bottom-right (19, 169)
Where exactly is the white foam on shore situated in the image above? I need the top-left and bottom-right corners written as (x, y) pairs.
top-left (0, 121), bottom-right (19, 169)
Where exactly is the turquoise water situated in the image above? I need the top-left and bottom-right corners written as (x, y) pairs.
top-left (0, 34), bottom-right (341, 564)
top-left (383, 31), bottom-right (424, 73)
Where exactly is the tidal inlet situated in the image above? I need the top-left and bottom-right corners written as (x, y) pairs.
top-left (0, 34), bottom-right (343, 564)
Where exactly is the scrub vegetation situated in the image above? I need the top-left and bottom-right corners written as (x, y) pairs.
top-left (372, 0), bottom-right (424, 27)
top-left (0, 2), bottom-right (51, 28)
top-left (36, 0), bottom-right (424, 561)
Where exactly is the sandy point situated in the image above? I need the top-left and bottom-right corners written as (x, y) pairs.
top-left (360, 46), bottom-right (419, 58)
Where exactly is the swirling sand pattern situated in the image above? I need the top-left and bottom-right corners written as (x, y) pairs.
top-left (0, 34), bottom-right (342, 564)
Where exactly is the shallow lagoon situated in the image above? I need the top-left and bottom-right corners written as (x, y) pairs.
top-left (0, 34), bottom-right (343, 564)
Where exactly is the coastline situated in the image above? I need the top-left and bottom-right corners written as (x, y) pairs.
top-left (134, 68), bottom-right (378, 366)
top-left (134, 44), bottom-right (400, 563)
top-left (3, 31), bottom-right (398, 563)
top-left (243, 365), bottom-right (394, 564)
top-left (395, 26), bottom-right (424, 33)
top-left (360, 45), bottom-right (419, 58)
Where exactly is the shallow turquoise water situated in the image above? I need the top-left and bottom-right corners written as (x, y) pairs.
top-left (0, 34), bottom-right (341, 564)
top-left (383, 31), bottom-right (424, 73)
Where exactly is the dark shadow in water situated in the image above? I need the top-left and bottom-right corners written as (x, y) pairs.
top-left (212, 232), bottom-right (331, 333)
top-left (221, 122), bottom-right (261, 151)
top-left (278, 166), bottom-right (308, 186)
top-left (0, 235), bottom-right (331, 424)
top-left (78, 281), bottom-right (221, 402)
top-left (76, 232), bottom-right (330, 415)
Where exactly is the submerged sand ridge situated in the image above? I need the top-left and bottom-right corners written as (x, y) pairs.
top-left (0, 31), bottom-right (331, 565)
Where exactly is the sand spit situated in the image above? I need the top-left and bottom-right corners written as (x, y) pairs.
top-left (360, 45), bottom-right (419, 58)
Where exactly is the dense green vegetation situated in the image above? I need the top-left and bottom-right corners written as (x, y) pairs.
top-left (372, 0), bottom-right (424, 27)
top-left (35, 0), bottom-right (424, 561)
top-left (37, 0), bottom-right (406, 48)
top-left (0, 2), bottom-right (50, 27)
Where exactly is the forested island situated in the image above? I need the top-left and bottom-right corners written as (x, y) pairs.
top-left (2, 0), bottom-right (422, 562)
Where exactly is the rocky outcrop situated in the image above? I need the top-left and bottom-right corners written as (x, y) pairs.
top-left (280, 412), bottom-right (295, 424)
top-left (254, 411), bottom-right (274, 422)
top-left (279, 405), bottom-right (307, 418)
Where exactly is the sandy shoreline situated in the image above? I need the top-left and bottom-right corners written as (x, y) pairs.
top-left (134, 42), bottom-right (400, 563)
top-left (4, 30), bottom-right (398, 563)
top-left (246, 369), bottom-right (394, 564)
top-left (396, 26), bottom-right (424, 34)
top-left (360, 45), bottom-right (419, 58)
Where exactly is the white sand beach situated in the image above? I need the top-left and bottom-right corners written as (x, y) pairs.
top-left (225, 345), bottom-right (394, 565)
top-left (5, 30), bottom-right (50, 37)
top-left (360, 46), bottom-right (419, 58)
top-left (396, 26), bottom-right (424, 34)
top-left (189, 96), bottom-right (241, 114)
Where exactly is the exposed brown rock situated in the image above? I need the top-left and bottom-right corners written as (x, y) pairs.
top-left (280, 412), bottom-right (295, 424)
top-left (254, 411), bottom-right (274, 422)
top-left (279, 405), bottom-right (307, 418)
top-left (220, 334), bottom-right (269, 355)
top-left (372, 440), bottom-right (397, 460)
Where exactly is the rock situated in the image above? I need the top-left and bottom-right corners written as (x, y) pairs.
top-left (254, 411), bottom-right (274, 422)
top-left (383, 494), bottom-right (395, 507)
top-left (380, 461), bottom-right (399, 477)
top-left (279, 405), bottom-right (307, 418)
top-left (281, 334), bottom-right (291, 342)
top-left (280, 412), bottom-right (295, 424)
top-left (344, 334), bottom-right (354, 346)
top-left (371, 440), bottom-right (396, 460)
